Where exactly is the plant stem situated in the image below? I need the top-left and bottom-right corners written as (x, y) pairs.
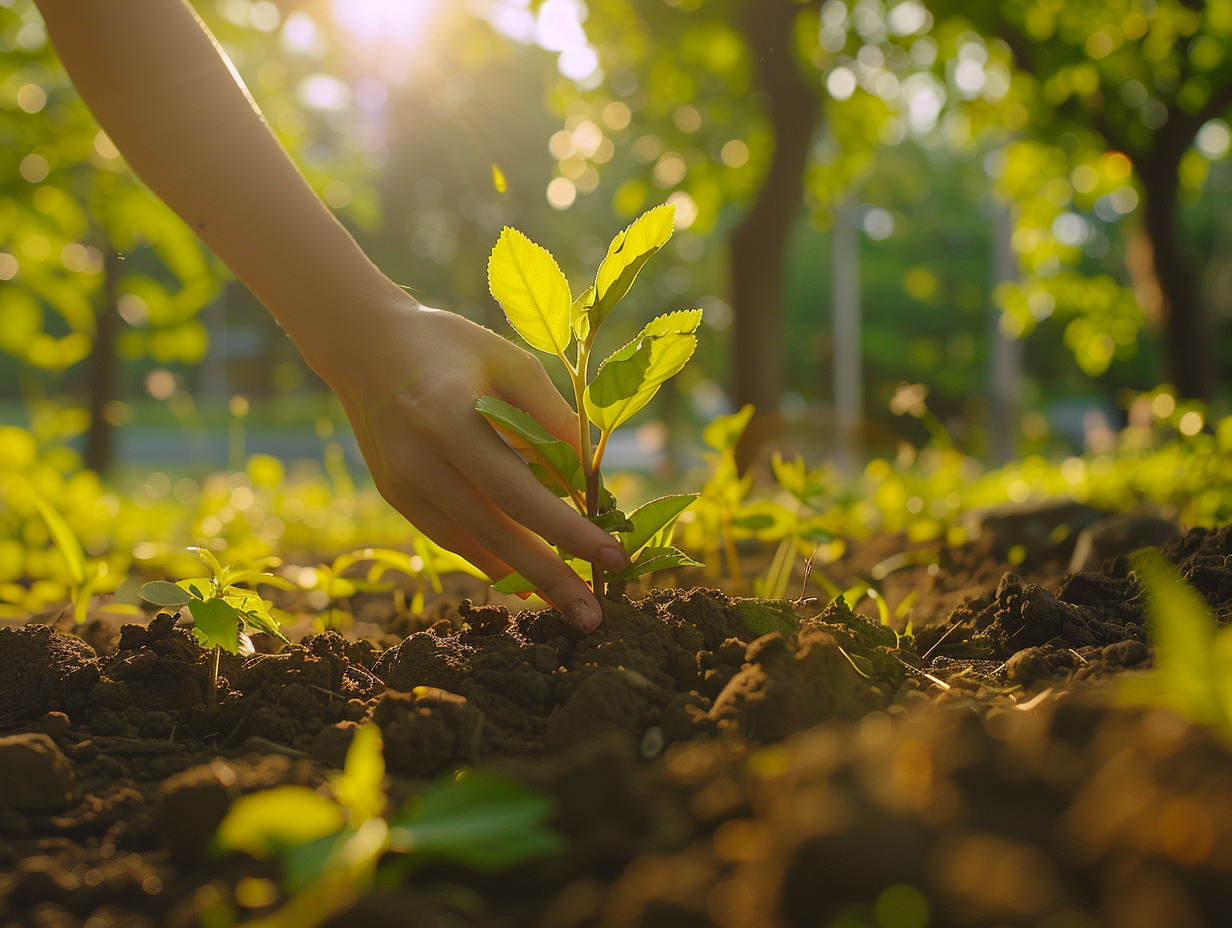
top-left (573, 342), bottom-right (605, 600)
top-left (592, 429), bottom-right (611, 473)
top-left (208, 644), bottom-right (220, 708)
top-left (721, 514), bottom-right (743, 589)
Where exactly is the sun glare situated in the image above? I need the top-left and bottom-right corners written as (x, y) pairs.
top-left (331, 0), bottom-right (442, 65)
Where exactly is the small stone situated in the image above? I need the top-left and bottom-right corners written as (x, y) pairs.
top-left (639, 725), bottom-right (666, 760)
top-left (30, 711), bottom-right (71, 741)
top-left (1069, 514), bottom-right (1183, 573)
top-left (0, 733), bottom-right (78, 812)
top-left (154, 764), bottom-right (238, 865)
top-left (531, 644), bottom-right (560, 673)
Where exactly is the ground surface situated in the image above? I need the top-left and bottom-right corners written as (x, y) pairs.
top-left (1, 515), bottom-right (1230, 928)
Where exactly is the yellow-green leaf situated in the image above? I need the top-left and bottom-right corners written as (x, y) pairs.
top-left (488, 228), bottom-right (572, 356)
top-left (703, 403), bottom-right (755, 452)
top-left (22, 479), bottom-right (86, 587)
top-left (140, 580), bottom-right (193, 607)
top-left (476, 396), bottom-right (585, 494)
top-left (331, 723), bottom-right (385, 825)
top-left (584, 309), bottom-right (701, 433)
top-left (571, 285), bottom-right (595, 342)
top-left (591, 203), bottom-right (675, 333)
top-left (187, 597), bottom-right (240, 652)
top-left (621, 494), bottom-right (698, 556)
top-left (215, 785), bottom-right (345, 859)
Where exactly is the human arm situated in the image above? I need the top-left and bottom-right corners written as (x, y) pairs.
top-left (33, 0), bottom-right (627, 629)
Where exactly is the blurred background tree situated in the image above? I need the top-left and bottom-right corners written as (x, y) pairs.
top-left (936, 0), bottom-right (1232, 401)
top-left (1, 0), bottom-right (1229, 482)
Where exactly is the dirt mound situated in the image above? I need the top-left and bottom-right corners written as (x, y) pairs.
top-left (0, 524), bottom-right (1230, 926)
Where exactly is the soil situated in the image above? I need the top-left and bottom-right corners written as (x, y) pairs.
top-left (2, 515), bottom-right (1231, 928)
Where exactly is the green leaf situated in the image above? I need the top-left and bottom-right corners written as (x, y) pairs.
top-left (621, 494), bottom-right (697, 557)
top-left (477, 396), bottom-right (585, 493)
top-left (731, 513), bottom-right (778, 531)
top-left (492, 572), bottom-right (538, 595)
top-left (529, 462), bottom-right (570, 497)
top-left (233, 599), bottom-right (291, 644)
top-left (215, 785), bottom-right (346, 859)
top-left (188, 545), bottom-right (225, 582)
top-left (139, 580), bottom-right (192, 607)
top-left (591, 203), bottom-right (675, 334)
top-left (585, 310), bottom-right (702, 433)
top-left (571, 285), bottom-right (595, 342)
top-left (591, 508), bottom-right (634, 533)
top-left (331, 724), bottom-right (385, 826)
top-left (187, 597), bottom-right (241, 653)
top-left (616, 546), bottom-right (702, 581)
top-left (333, 547), bottom-right (418, 580)
top-left (488, 227), bottom-right (572, 356)
top-left (702, 403), bottom-right (756, 452)
top-left (1127, 549), bottom-right (1228, 729)
top-left (283, 818), bottom-right (388, 896)
top-left (22, 481), bottom-right (86, 587)
top-left (176, 578), bottom-right (212, 599)
top-left (220, 585), bottom-right (286, 644)
top-left (731, 599), bottom-right (799, 637)
top-left (387, 770), bottom-right (565, 871)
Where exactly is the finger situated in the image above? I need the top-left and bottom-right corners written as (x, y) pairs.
top-left (407, 462), bottom-right (606, 631)
top-left (386, 494), bottom-right (510, 582)
top-left (458, 410), bottom-right (630, 572)
top-left (495, 352), bottom-right (585, 452)
top-left (351, 422), bottom-right (512, 582)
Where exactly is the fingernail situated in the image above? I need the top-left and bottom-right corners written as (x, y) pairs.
top-left (570, 598), bottom-right (602, 633)
top-left (598, 546), bottom-right (630, 572)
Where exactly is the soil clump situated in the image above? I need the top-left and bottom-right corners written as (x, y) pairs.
top-left (0, 523), bottom-right (1230, 927)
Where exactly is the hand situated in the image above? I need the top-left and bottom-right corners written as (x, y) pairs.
top-left (315, 291), bottom-right (629, 632)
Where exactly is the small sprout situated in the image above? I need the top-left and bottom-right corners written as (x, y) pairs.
top-left (1123, 548), bottom-right (1232, 739)
top-left (140, 546), bottom-right (291, 704)
top-left (215, 723), bottom-right (565, 926)
top-left (18, 477), bottom-right (105, 624)
top-left (481, 203), bottom-right (703, 600)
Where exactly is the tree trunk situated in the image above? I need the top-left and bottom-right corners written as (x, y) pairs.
top-left (1137, 170), bottom-right (1213, 401)
top-left (83, 249), bottom-right (123, 474)
top-left (728, 0), bottom-right (819, 421)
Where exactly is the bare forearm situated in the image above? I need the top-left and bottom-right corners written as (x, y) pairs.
top-left (34, 0), bottom-right (406, 376)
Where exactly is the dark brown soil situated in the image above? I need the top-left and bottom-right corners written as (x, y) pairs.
top-left (2, 520), bottom-right (1231, 928)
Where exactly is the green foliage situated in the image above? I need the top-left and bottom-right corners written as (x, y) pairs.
top-left (215, 722), bottom-right (565, 928)
top-left (584, 308), bottom-right (703, 433)
top-left (679, 404), bottom-right (829, 589)
top-left (481, 203), bottom-right (701, 597)
top-left (0, 0), bottom-right (384, 473)
top-left (0, 417), bottom-right (483, 626)
top-left (1123, 549), bottom-right (1232, 740)
top-left (386, 770), bottom-right (565, 871)
top-left (13, 476), bottom-right (105, 624)
top-left (139, 545), bottom-right (290, 652)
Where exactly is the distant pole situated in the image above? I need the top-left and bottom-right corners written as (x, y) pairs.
top-left (833, 197), bottom-right (862, 473)
top-left (201, 287), bottom-right (229, 403)
top-left (988, 200), bottom-right (1021, 465)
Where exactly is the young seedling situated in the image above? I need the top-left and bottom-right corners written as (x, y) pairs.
top-left (18, 478), bottom-right (106, 626)
top-left (1123, 548), bottom-right (1232, 739)
top-left (481, 202), bottom-right (702, 599)
top-left (213, 723), bottom-right (565, 928)
top-left (297, 543), bottom-right (483, 631)
top-left (139, 546), bottom-right (291, 704)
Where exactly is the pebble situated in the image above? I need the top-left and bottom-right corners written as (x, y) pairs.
top-left (640, 725), bottom-right (666, 760)
top-left (0, 733), bottom-right (78, 812)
